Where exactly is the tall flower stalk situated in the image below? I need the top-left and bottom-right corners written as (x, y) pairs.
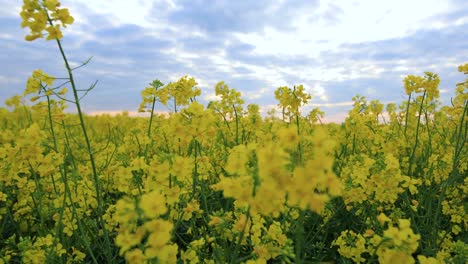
top-left (20, 0), bottom-right (111, 260)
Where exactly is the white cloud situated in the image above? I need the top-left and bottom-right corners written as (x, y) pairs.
top-left (246, 87), bottom-right (267, 100)
top-left (1, 0), bottom-right (465, 117)
top-left (202, 93), bottom-right (219, 102)
top-left (0, 1), bottom-right (20, 17)
top-left (366, 87), bottom-right (376, 96)
top-left (69, 0), bottom-right (154, 27)
top-left (65, 0), bottom-right (452, 60)
top-left (235, 0), bottom-right (451, 57)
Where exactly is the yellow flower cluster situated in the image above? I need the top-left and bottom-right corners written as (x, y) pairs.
top-left (341, 153), bottom-right (421, 211)
top-left (274, 84), bottom-right (311, 120)
top-left (210, 81), bottom-right (245, 119)
top-left (113, 192), bottom-right (178, 263)
top-left (139, 76), bottom-right (201, 113)
top-left (403, 72), bottom-right (440, 100)
top-left (138, 79), bottom-right (164, 113)
top-left (334, 217), bottom-right (424, 263)
top-left (20, 0), bottom-right (74, 41)
top-left (17, 234), bottom-right (66, 264)
top-left (332, 230), bottom-right (368, 263)
top-left (212, 127), bottom-right (341, 218)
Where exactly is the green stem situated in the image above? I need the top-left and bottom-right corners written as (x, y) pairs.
top-left (147, 97), bottom-right (157, 137)
top-left (404, 93), bottom-right (412, 136)
top-left (233, 105), bottom-right (239, 145)
top-left (45, 94), bottom-right (58, 193)
top-left (61, 120), bottom-right (100, 263)
top-left (296, 112), bottom-right (302, 163)
top-left (51, 22), bottom-right (104, 219)
top-left (294, 210), bottom-right (305, 263)
top-left (47, 15), bottom-right (111, 260)
top-left (231, 207), bottom-right (251, 264)
top-left (144, 96), bottom-right (157, 160)
top-left (407, 91), bottom-right (426, 176)
top-left (453, 99), bottom-right (467, 167)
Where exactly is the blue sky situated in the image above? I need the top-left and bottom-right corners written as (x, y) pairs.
top-left (1, 0), bottom-right (467, 122)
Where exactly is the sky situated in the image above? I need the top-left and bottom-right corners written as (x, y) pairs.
top-left (1, 0), bottom-right (467, 122)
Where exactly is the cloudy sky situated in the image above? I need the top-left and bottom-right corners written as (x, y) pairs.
top-left (1, 0), bottom-right (467, 122)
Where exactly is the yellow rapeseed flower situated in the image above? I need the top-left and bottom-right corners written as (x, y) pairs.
top-left (45, 24), bottom-right (63, 40)
top-left (20, 0), bottom-right (74, 41)
top-left (140, 191), bottom-right (167, 219)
